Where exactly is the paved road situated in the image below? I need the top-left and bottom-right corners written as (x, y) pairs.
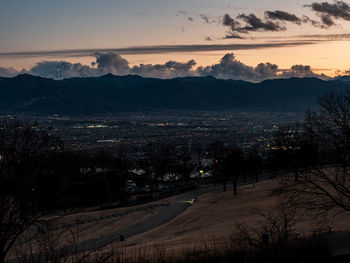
top-left (8, 190), bottom-right (198, 263)
top-left (61, 180), bottom-right (263, 255)
top-left (10, 180), bottom-right (263, 262)
top-left (61, 190), bottom-right (199, 255)
top-left (57, 178), bottom-right (350, 258)
top-left (12, 177), bottom-right (350, 261)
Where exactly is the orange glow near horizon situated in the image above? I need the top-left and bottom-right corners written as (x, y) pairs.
top-left (0, 40), bottom-right (349, 78)
top-left (2, 0), bottom-right (350, 79)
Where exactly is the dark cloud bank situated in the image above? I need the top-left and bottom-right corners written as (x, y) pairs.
top-left (0, 53), bottom-right (329, 82)
top-left (222, 1), bottom-right (350, 38)
top-left (305, 0), bottom-right (350, 27)
top-left (175, 1), bottom-right (350, 40)
top-left (222, 11), bottom-right (320, 38)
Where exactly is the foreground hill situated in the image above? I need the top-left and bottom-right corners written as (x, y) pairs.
top-left (8, 179), bottom-right (350, 262)
top-left (0, 74), bottom-right (349, 114)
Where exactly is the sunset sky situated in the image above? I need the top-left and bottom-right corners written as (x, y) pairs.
top-left (1, 0), bottom-right (350, 79)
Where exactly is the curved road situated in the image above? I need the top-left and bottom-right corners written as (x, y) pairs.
top-left (61, 190), bottom-right (199, 255)
top-left (62, 182), bottom-right (253, 255)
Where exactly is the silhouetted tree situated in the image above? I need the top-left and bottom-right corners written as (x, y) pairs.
top-left (280, 92), bottom-right (350, 212)
top-left (270, 117), bottom-right (319, 182)
top-left (208, 141), bottom-right (227, 191)
top-left (0, 119), bottom-right (63, 263)
top-left (223, 147), bottom-right (244, 195)
top-left (245, 151), bottom-right (264, 183)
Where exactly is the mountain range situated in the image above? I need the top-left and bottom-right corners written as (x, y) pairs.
top-left (0, 74), bottom-right (349, 115)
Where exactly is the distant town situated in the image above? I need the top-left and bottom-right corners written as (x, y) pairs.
top-left (2, 110), bottom-right (303, 153)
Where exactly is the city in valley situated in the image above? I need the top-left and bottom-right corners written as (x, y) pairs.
top-left (2, 0), bottom-right (350, 262)
top-left (25, 110), bottom-right (303, 152)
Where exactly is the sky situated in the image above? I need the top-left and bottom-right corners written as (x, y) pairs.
top-left (1, 0), bottom-right (350, 81)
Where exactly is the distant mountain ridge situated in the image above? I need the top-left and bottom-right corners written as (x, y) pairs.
top-left (0, 74), bottom-right (349, 115)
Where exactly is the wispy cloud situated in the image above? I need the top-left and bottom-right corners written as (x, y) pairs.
top-left (265, 10), bottom-right (303, 25)
top-left (295, 33), bottom-right (350, 40)
top-left (236, 13), bottom-right (286, 32)
top-left (223, 33), bottom-right (245, 39)
top-left (261, 33), bottom-right (350, 41)
top-left (177, 10), bottom-right (194, 22)
top-left (0, 42), bottom-right (316, 59)
top-left (178, 11), bottom-right (217, 24)
top-left (220, 1), bottom-right (350, 38)
top-left (264, 10), bottom-right (323, 28)
top-left (305, 1), bottom-right (350, 27)
top-left (199, 14), bottom-right (217, 24)
top-left (221, 12), bottom-right (293, 38)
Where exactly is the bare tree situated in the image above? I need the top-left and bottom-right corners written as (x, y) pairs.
top-left (237, 199), bottom-right (297, 249)
top-left (208, 141), bottom-right (228, 191)
top-left (14, 218), bottom-right (116, 263)
top-left (0, 119), bottom-right (63, 263)
top-left (222, 147), bottom-right (244, 195)
top-left (279, 92), bottom-right (350, 213)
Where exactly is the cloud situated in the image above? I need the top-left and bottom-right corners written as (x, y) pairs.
top-left (28, 53), bottom-right (131, 79)
top-left (260, 33), bottom-right (350, 41)
top-left (0, 42), bottom-right (316, 59)
top-left (1, 52), bottom-right (329, 82)
top-left (29, 61), bottom-right (96, 79)
top-left (264, 11), bottom-right (326, 28)
top-left (305, 1), bottom-right (350, 27)
top-left (199, 14), bottom-right (211, 23)
top-left (222, 13), bottom-right (286, 38)
top-left (178, 10), bottom-right (194, 22)
top-left (131, 60), bottom-right (196, 79)
top-left (0, 66), bottom-right (19, 77)
top-left (178, 2), bottom-right (350, 40)
top-left (178, 11), bottom-right (216, 24)
top-left (321, 14), bottom-right (336, 26)
top-left (197, 53), bottom-right (279, 81)
top-left (25, 53), bottom-right (197, 80)
top-left (265, 10), bottom-right (302, 25)
top-left (92, 53), bottom-right (130, 75)
top-left (28, 53), bottom-right (133, 79)
top-left (197, 53), bottom-right (327, 81)
top-left (224, 33), bottom-right (245, 39)
top-left (220, 2), bottom-right (350, 38)
top-left (334, 68), bottom-right (350, 75)
top-left (280, 65), bottom-right (327, 78)
top-left (255, 63), bottom-right (279, 79)
top-left (236, 13), bottom-right (286, 32)
top-left (222, 14), bottom-right (241, 32)
top-left (199, 14), bottom-right (216, 24)
top-left (301, 15), bottom-right (325, 28)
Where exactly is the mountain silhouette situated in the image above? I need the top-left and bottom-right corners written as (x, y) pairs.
top-left (0, 74), bottom-right (348, 114)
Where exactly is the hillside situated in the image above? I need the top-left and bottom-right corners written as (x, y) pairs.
top-left (8, 179), bottom-right (350, 262)
top-left (0, 74), bottom-right (349, 114)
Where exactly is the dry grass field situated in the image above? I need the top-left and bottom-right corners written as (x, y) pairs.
top-left (116, 179), bottom-right (350, 253)
top-left (10, 178), bottom-right (350, 262)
